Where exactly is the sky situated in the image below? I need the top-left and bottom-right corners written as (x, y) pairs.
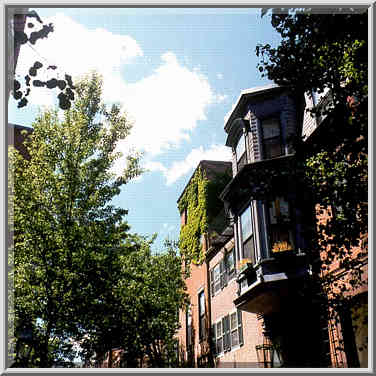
top-left (8, 7), bottom-right (282, 252)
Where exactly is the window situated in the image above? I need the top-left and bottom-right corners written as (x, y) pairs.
top-left (230, 312), bottom-right (239, 347)
top-left (198, 291), bottom-right (206, 341)
top-left (236, 133), bottom-right (247, 170)
top-left (212, 311), bottom-right (244, 356)
top-left (268, 197), bottom-right (294, 253)
top-left (210, 249), bottom-right (236, 297)
top-left (216, 320), bottom-right (223, 354)
top-left (240, 206), bottom-right (256, 264)
top-left (225, 248), bottom-right (236, 280)
top-left (186, 305), bottom-right (192, 349)
top-left (262, 118), bottom-right (283, 159)
top-left (210, 263), bottom-right (221, 296)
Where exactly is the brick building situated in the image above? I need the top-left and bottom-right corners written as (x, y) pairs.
top-left (176, 84), bottom-right (368, 368)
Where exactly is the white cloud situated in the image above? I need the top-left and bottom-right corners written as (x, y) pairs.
top-left (150, 144), bottom-right (231, 185)
top-left (217, 73), bottom-right (223, 79)
top-left (121, 51), bottom-right (219, 156)
top-left (15, 15), bottom-right (229, 183)
top-left (16, 13), bottom-right (143, 107)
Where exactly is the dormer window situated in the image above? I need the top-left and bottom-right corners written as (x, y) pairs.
top-left (235, 133), bottom-right (247, 170)
top-left (261, 118), bottom-right (283, 160)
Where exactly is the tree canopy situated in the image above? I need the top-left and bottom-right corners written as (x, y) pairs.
top-left (9, 73), bottom-right (187, 367)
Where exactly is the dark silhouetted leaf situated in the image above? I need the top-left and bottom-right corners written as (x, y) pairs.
top-left (33, 80), bottom-right (45, 87)
top-left (14, 79), bottom-right (21, 91)
top-left (46, 78), bottom-right (58, 89)
top-left (13, 90), bottom-right (22, 100)
top-left (17, 97), bottom-right (28, 108)
top-left (29, 67), bottom-right (37, 77)
top-left (57, 80), bottom-right (66, 90)
top-left (33, 61), bottom-right (43, 69)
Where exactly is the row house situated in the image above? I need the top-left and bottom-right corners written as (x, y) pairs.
top-left (176, 84), bottom-right (367, 368)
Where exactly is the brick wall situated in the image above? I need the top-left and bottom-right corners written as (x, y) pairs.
top-left (209, 239), bottom-right (264, 368)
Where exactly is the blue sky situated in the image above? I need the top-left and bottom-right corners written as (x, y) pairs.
top-left (8, 7), bottom-right (281, 252)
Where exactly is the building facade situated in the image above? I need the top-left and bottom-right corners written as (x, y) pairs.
top-left (176, 84), bottom-right (367, 368)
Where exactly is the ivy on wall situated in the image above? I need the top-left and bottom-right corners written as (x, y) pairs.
top-left (178, 167), bottom-right (209, 265)
top-left (178, 167), bottom-right (231, 266)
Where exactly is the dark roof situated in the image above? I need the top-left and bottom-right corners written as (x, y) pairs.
top-left (177, 160), bottom-right (232, 205)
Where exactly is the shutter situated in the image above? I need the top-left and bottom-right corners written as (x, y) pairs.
top-left (222, 317), bottom-right (227, 351)
top-left (220, 260), bottom-right (224, 289)
top-left (224, 315), bottom-right (231, 351)
top-left (223, 259), bottom-right (228, 287)
top-left (210, 269), bottom-right (214, 297)
top-left (211, 324), bottom-right (216, 355)
top-left (237, 310), bottom-right (244, 346)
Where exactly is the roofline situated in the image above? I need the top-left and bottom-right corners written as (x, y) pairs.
top-left (224, 84), bottom-right (284, 132)
top-left (176, 160), bottom-right (232, 207)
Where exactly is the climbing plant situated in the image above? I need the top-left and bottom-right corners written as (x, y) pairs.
top-left (178, 167), bottom-right (209, 265)
top-left (178, 167), bottom-right (231, 266)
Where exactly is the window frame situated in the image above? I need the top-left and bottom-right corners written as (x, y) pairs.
top-left (186, 305), bottom-right (193, 349)
top-left (235, 133), bottom-right (247, 170)
top-left (210, 248), bottom-right (236, 297)
top-left (239, 205), bottom-right (256, 264)
top-left (198, 290), bottom-right (206, 341)
top-left (261, 117), bottom-right (283, 160)
top-left (267, 197), bottom-right (295, 254)
top-left (212, 310), bottom-right (244, 357)
top-left (225, 248), bottom-right (236, 281)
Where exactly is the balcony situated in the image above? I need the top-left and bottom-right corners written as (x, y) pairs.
top-left (234, 250), bottom-right (309, 315)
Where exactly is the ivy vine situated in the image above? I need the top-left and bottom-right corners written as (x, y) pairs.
top-left (178, 167), bottom-right (231, 266)
top-left (178, 167), bottom-right (209, 265)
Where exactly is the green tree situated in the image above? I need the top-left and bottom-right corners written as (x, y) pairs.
top-left (79, 238), bottom-right (188, 368)
top-left (10, 72), bottom-right (142, 367)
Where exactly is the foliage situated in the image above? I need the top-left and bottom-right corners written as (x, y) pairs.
top-left (178, 167), bottom-right (209, 265)
top-left (178, 167), bottom-right (231, 266)
top-left (256, 8), bottom-right (368, 317)
top-left (9, 72), bottom-right (143, 367)
top-left (10, 72), bottom-right (187, 368)
top-left (12, 10), bottom-right (75, 109)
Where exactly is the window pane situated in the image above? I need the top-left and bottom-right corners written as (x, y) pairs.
top-left (237, 152), bottom-right (247, 170)
top-left (217, 338), bottom-right (223, 354)
top-left (262, 118), bottom-right (280, 139)
top-left (216, 321), bottom-right (222, 337)
top-left (264, 138), bottom-right (283, 159)
top-left (230, 313), bottom-right (237, 330)
top-left (269, 197), bottom-right (290, 224)
top-left (243, 237), bottom-right (255, 263)
top-left (240, 206), bottom-right (253, 240)
top-left (231, 330), bottom-right (239, 347)
top-left (226, 250), bottom-right (235, 273)
top-left (236, 134), bottom-right (246, 161)
top-left (214, 264), bottom-right (220, 281)
top-left (199, 291), bottom-right (205, 314)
